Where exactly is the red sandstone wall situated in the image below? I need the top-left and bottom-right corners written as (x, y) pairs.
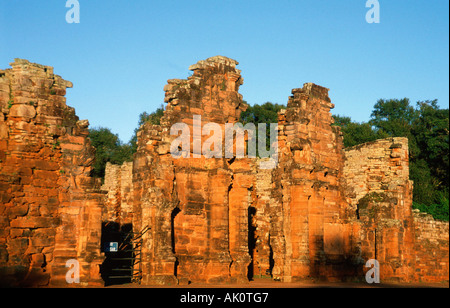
top-left (132, 123), bottom-right (177, 285)
top-left (2, 57), bottom-right (448, 287)
top-left (0, 59), bottom-right (104, 287)
top-left (413, 210), bottom-right (449, 283)
top-left (251, 159), bottom-right (275, 278)
top-left (122, 64), bottom-right (449, 284)
top-left (272, 83), bottom-right (359, 282)
top-left (344, 138), bottom-right (423, 282)
top-left (101, 162), bottom-right (133, 224)
top-left (132, 56), bottom-right (249, 285)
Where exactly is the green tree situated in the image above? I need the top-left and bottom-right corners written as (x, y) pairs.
top-left (370, 98), bottom-right (420, 158)
top-left (410, 159), bottom-right (438, 205)
top-left (410, 100), bottom-right (449, 220)
top-left (332, 115), bottom-right (388, 148)
top-left (89, 127), bottom-right (133, 178)
top-left (370, 98), bottom-right (417, 133)
top-left (413, 193), bottom-right (449, 222)
top-left (240, 102), bottom-right (285, 125)
top-left (240, 102), bottom-right (285, 154)
top-left (413, 100), bottom-right (449, 192)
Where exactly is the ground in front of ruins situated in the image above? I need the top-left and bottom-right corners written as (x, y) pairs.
top-left (103, 278), bottom-right (449, 288)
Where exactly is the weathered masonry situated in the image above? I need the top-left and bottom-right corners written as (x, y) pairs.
top-left (0, 59), bottom-right (104, 286)
top-left (0, 57), bottom-right (448, 286)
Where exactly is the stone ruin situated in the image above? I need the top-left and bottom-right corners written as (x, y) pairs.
top-left (0, 57), bottom-right (448, 287)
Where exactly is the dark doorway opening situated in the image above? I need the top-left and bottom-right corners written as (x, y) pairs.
top-left (268, 234), bottom-right (274, 277)
top-left (100, 221), bottom-right (134, 286)
top-left (247, 206), bottom-right (257, 281)
top-left (171, 207), bottom-right (181, 277)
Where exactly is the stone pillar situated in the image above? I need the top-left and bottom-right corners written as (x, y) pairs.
top-left (101, 162), bottom-right (134, 224)
top-left (133, 56), bottom-right (248, 284)
top-left (274, 83), bottom-right (351, 281)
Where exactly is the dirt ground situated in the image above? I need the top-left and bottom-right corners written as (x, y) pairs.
top-left (107, 278), bottom-right (449, 288)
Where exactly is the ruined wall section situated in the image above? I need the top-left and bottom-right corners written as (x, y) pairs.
top-left (101, 162), bottom-right (133, 224)
top-left (0, 59), bottom-right (104, 287)
top-left (343, 137), bottom-right (412, 212)
top-left (273, 83), bottom-right (357, 282)
top-left (343, 138), bottom-right (416, 282)
top-left (133, 56), bottom-right (250, 284)
top-left (413, 210), bottom-right (449, 283)
top-left (251, 158), bottom-right (276, 278)
top-left (133, 122), bottom-right (177, 285)
top-left (101, 57), bottom-right (449, 285)
top-left (2, 57), bottom-right (447, 287)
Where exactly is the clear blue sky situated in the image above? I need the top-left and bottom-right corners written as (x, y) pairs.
top-left (1, 0), bottom-right (448, 143)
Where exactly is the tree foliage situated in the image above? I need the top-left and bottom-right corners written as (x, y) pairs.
top-left (370, 98), bottom-right (417, 137)
top-left (240, 102), bottom-right (285, 153)
top-left (332, 115), bottom-right (388, 148)
top-left (88, 127), bottom-right (133, 179)
top-left (89, 105), bottom-right (166, 178)
top-left (413, 100), bottom-right (449, 192)
top-left (240, 102), bottom-right (285, 126)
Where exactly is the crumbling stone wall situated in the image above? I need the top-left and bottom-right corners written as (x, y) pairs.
top-left (0, 59), bottom-right (104, 287)
top-left (343, 137), bottom-right (413, 212)
top-left (342, 138), bottom-right (447, 282)
top-left (413, 210), bottom-right (449, 283)
top-left (132, 56), bottom-right (248, 285)
top-left (251, 158), bottom-right (275, 278)
top-left (128, 72), bottom-right (369, 284)
top-left (2, 57), bottom-right (448, 287)
top-left (101, 162), bottom-right (133, 225)
top-left (271, 83), bottom-right (360, 282)
top-left (108, 57), bottom-right (449, 285)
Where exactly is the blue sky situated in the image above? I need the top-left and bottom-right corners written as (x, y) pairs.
top-left (1, 0), bottom-right (449, 143)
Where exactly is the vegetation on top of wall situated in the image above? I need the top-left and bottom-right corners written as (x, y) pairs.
top-left (358, 192), bottom-right (391, 210)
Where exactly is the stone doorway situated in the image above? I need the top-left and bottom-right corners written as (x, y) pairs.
top-left (99, 222), bottom-right (134, 286)
top-left (247, 206), bottom-right (257, 281)
top-left (171, 207), bottom-right (181, 278)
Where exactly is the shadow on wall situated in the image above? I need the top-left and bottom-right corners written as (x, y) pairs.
top-left (311, 234), bottom-right (367, 283)
top-left (0, 265), bottom-right (50, 288)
